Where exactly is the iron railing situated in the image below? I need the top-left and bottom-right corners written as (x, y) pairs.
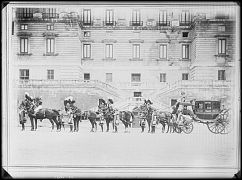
top-left (129, 21), bottom-right (143, 26)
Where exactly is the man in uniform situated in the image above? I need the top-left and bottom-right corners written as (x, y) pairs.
top-left (106, 98), bottom-right (115, 132)
top-left (146, 99), bottom-right (153, 133)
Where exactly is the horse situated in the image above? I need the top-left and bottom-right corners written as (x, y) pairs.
top-left (70, 105), bottom-right (82, 132)
top-left (155, 111), bottom-right (175, 133)
top-left (86, 110), bottom-right (98, 132)
top-left (137, 104), bottom-right (154, 133)
top-left (24, 99), bottom-right (61, 131)
top-left (119, 111), bottom-right (134, 133)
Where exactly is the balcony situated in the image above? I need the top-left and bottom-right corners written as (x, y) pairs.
top-left (103, 21), bottom-right (117, 26)
top-left (81, 21), bottom-right (94, 26)
top-left (179, 21), bottom-right (192, 26)
top-left (129, 21), bottom-right (143, 26)
top-left (156, 21), bottom-right (170, 26)
top-left (16, 13), bottom-right (33, 21)
top-left (42, 13), bottom-right (59, 19)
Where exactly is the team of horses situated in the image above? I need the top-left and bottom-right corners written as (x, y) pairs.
top-left (19, 97), bottom-right (180, 133)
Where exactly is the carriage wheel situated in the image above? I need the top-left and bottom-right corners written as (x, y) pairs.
top-left (218, 111), bottom-right (231, 134)
top-left (207, 121), bottom-right (225, 134)
top-left (182, 122), bottom-right (193, 134)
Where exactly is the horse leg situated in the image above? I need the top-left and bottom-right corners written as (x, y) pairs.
top-left (148, 121), bottom-right (150, 133)
top-left (106, 120), bottom-right (109, 132)
top-left (101, 124), bottom-right (103, 132)
top-left (34, 118), bottom-right (38, 131)
top-left (49, 119), bottom-right (55, 131)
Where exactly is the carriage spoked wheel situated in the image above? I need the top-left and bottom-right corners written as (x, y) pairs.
top-left (182, 122), bottom-right (194, 134)
top-left (218, 111), bottom-right (230, 134)
top-left (207, 121), bottom-right (225, 134)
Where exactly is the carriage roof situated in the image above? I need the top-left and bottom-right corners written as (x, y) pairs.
top-left (179, 102), bottom-right (192, 106)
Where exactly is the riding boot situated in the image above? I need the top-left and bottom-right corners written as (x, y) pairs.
top-left (70, 125), bottom-right (73, 132)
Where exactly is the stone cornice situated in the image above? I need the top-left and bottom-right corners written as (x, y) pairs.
top-left (129, 39), bottom-right (144, 43)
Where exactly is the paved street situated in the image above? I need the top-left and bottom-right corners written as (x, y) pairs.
top-left (8, 120), bottom-right (237, 169)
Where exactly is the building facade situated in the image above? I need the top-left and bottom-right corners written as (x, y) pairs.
top-left (12, 4), bottom-right (236, 111)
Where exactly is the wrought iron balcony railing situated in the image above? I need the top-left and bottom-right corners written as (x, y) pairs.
top-left (80, 21), bottom-right (94, 26)
top-left (42, 13), bottom-right (59, 19)
top-left (156, 21), bottom-right (170, 26)
top-left (103, 21), bottom-right (117, 26)
top-left (179, 21), bottom-right (192, 26)
top-left (129, 21), bottom-right (143, 26)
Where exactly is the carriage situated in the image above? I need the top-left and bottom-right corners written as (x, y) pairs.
top-left (174, 101), bottom-right (230, 134)
top-left (193, 100), bottom-right (230, 134)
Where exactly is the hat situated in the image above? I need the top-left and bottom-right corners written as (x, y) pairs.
top-left (99, 99), bottom-right (106, 105)
top-left (146, 99), bottom-right (153, 105)
top-left (25, 92), bottom-right (29, 96)
top-left (108, 99), bottom-right (113, 104)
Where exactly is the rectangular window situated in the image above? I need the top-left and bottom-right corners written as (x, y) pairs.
top-left (133, 44), bottom-right (140, 58)
top-left (106, 73), bottom-right (112, 82)
top-left (182, 44), bottom-right (189, 59)
top-left (180, 11), bottom-right (191, 25)
top-left (105, 9), bottom-right (114, 25)
top-left (105, 44), bottom-right (113, 58)
top-left (43, 8), bottom-right (57, 18)
top-left (132, 10), bottom-right (141, 25)
top-left (83, 9), bottom-right (91, 25)
top-left (160, 73), bottom-right (166, 82)
top-left (19, 69), bottom-right (29, 80)
top-left (131, 73), bottom-right (141, 82)
top-left (182, 32), bottom-right (189, 37)
top-left (218, 39), bottom-right (226, 54)
top-left (159, 45), bottom-right (167, 59)
top-left (182, 73), bottom-right (189, 80)
top-left (84, 31), bottom-right (90, 37)
top-left (84, 73), bottom-right (90, 80)
top-left (159, 10), bottom-right (167, 25)
top-left (46, 38), bottom-right (55, 53)
top-left (20, 38), bottom-right (28, 53)
top-left (20, 24), bottom-right (28, 30)
top-left (134, 92), bottom-right (142, 97)
top-left (218, 70), bottom-right (226, 80)
top-left (47, 70), bottom-right (54, 80)
top-left (18, 8), bottom-right (33, 18)
top-left (83, 44), bottom-right (91, 58)
top-left (47, 24), bottom-right (54, 30)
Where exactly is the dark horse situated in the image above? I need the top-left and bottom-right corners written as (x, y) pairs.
top-left (137, 104), bottom-right (154, 133)
top-left (155, 111), bottom-right (175, 133)
top-left (86, 110), bottom-right (98, 132)
top-left (103, 108), bottom-right (115, 132)
top-left (71, 105), bottom-right (82, 132)
top-left (24, 99), bottom-right (61, 131)
top-left (119, 111), bottom-right (134, 133)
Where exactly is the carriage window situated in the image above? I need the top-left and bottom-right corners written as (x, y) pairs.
top-left (204, 102), bottom-right (212, 112)
top-left (195, 102), bottom-right (204, 113)
top-left (212, 101), bottom-right (220, 112)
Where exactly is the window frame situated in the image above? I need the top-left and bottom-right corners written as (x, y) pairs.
top-left (160, 73), bottom-right (166, 82)
top-left (218, 70), bottom-right (226, 80)
top-left (83, 44), bottom-right (91, 58)
top-left (180, 11), bottom-right (191, 24)
top-left (20, 37), bottom-right (29, 54)
top-left (105, 9), bottom-right (114, 25)
top-left (84, 73), bottom-right (90, 80)
top-left (159, 44), bottom-right (167, 59)
top-left (106, 73), bottom-right (113, 83)
top-left (132, 44), bottom-right (140, 59)
top-left (83, 9), bottom-right (92, 25)
top-left (159, 10), bottom-right (167, 24)
top-left (131, 73), bottom-right (141, 82)
top-left (19, 69), bottom-right (29, 80)
top-left (47, 69), bottom-right (54, 80)
top-left (46, 38), bottom-right (55, 54)
top-left (134, 92), bottom-right (142, 97)
top-left (20, 24), bottom-right (28, 30)
top-left (218, 39), bottom-right (226, 55)
top-left (47, 24), bottom-right (54, 30)
top-left (182, 44), bottom-right (189, 59)
top-left (105, 44), bottom-right (113, 58)
top-left (182, 73), bottom-right (189, 80)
